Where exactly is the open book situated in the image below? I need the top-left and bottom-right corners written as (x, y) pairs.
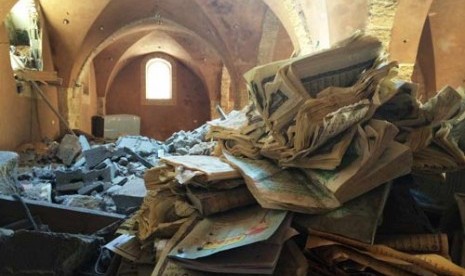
top-left (294, 182), bottom-right (391, 244)
top-left (306, 230), bottom-right (465, 276)
top-left (223, 150), bottom-right (342, 214)
top-left (168, 206), bottom-right (295, 274)
top-left (160, 155), bottom-right (241, 183)
top-left (246, 34), bottom-right (382, 140)
top-left (305, 119), bottom-right (412, 203)
top-left (224, 119), bottom-right (412, 213)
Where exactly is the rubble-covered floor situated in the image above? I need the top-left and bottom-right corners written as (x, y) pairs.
top-left (0, 125), bottom-right (216, 275)
top-left (13, 124), bottom-right (215, 215)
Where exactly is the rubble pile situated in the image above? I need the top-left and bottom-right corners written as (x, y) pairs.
top-left (165, 124), bottom-right (216, 155)
top-left (105, 34), bottom-right (465, 275)
top-left (0, 124), bottom-right (216, 274)
top-left (3, 125), bottom-right (214, 214)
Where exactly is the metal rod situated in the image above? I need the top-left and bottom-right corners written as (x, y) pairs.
top-left (29, 80), bottom-right (76, 136)
top-left (216, 105), bottom-right (227, 120)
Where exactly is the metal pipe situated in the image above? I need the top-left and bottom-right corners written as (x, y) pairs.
top-left (216, 105), bottom-right (227, 120)
top-left (29, 80), bottom-right (76, 136)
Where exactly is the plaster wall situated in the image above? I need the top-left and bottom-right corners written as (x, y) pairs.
top-left (427, 0), bottom-right (465, 90)
top-left (78, 61), bottom-right (98, 133)
top-left (106, 55), bottom-right (210, 140)
top-left (272, 23), bottom-right (294, 60)
top-left (327, 0), bottom-right (368, 45)
top-left (0, 18), bottom-right (59, 150)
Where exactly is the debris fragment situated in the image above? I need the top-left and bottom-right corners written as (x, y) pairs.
top-left (0, 230), bottom-right (102, 275)
top-left (0, 151), bottom-right (20, 195)
top-left (57, 134), bottom-right (81, 166)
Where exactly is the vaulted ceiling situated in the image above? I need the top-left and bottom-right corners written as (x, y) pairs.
top-left (38, 0), bottom-right (293, 106)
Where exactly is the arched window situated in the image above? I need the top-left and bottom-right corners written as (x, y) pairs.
top-left (145, 58), bottom-right (172, 100)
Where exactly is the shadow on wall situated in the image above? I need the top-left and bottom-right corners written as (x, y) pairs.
top-left (105, 54), bottom-right (211, 140)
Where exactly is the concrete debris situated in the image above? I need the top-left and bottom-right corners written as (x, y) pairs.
top-left (56, 181), bottom-right (85, 193)
top-left (84, 159), bottom-right (115, 182)
top-left (17, 165), bottom-right (56, 201)
top-left (56, 194), bottom-right (106, 211)
top-left (0, 151), bottom-right (20, 195)
top-left (78, 182), bottom-right (104, 195)
top-left (57, 134), bottom-right (81, 166)
top-left (55, 168), bottom-right (84, 185)
top-left (55, 160), bottom-right (114, 188)
top-left (122, 146), bottom-right (154, 168)
top-left (83, 145), bottom-right (111, 168)
top-left (106, 184), bottom-right (123, 196)
top-left (71, 156), bottom-right (86, 169)
top-left (32, 166), bottom-right (55, 181)
top-left (118, 156), bottom-right (129, 166)
top-left (112, 176), bottom-right (128, 186)
top-left (165, 124), bottom-right (215, 155)
top-left (116, 136), bottom-right (163, 157)
top-left (78, 135), bottom-right (91, 151)
top-left (112, 176), bottom-right (146, 213)
top-left (21, 183), bottom-right (51, 202)
top-left (10, 125), bottom-right (215, 215)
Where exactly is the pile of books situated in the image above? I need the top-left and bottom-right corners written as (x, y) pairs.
top-left (105, 34), bottom-right (465, 275)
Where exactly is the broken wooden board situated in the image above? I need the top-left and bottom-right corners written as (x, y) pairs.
top-left (14, 69), bottom-right (63, 85)
top-left (0, 195), bottom-right (124, 234)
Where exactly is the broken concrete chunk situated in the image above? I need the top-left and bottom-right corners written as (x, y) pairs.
top-left (111, 147), bottom-right (127, 160)
top-left (106, 185), bottom-right (122, 196)
top-left (56, 194), bottom-right (105, 210)
top-left (122, 147), bottom-right (153, 168)
top-left (112, 176), bottom-right (128, 186)
top-left (0, 151), bottom-right (20, 195)
top-left (94, 158), bottom-right (112, 170)
top-left (56, 181), bottom-right (85, 193)
top-left (78, 135), bottom-right (91, 151)
top-left (84, 159), bottom-right (115, 182)
top-left (17, 172), bottom-right (32, 181)
top-left (32, 167), bottom-right (54, 181)
top-left (116, 136), bottom-right (160, 156)
top-left (118, 157), bottom-right (129, 166)
top-left (55, 168), bottom-right (84, 185)
top-left (56, 159), bottom-right (115, 188)
top-left (83, 146), bottom-right (111, 169)
top-left (112, 176), bottom-right (147, 213)
top-left (57, 134), bottom-right (81, 166)
top-left (164, 124), bottom-right (212, 155)
top-left (78, 182), bottom-right (104, 195)
top-left (21, 183), bottom-right (52, 201)
top-left (176, 147), bottom-right (189, 155)
top-left (0, 230), bottom-right (102, 276)
top-left (72, 156), bottom-right (86, 170)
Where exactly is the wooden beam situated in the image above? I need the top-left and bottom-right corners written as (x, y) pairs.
top-left (0, 195), bottom-right (125, 234)
top-left (14, 69), bottom-right (63, 85)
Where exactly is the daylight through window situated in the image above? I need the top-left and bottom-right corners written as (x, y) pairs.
top-left (146, 58), bottom-right (172, 100)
